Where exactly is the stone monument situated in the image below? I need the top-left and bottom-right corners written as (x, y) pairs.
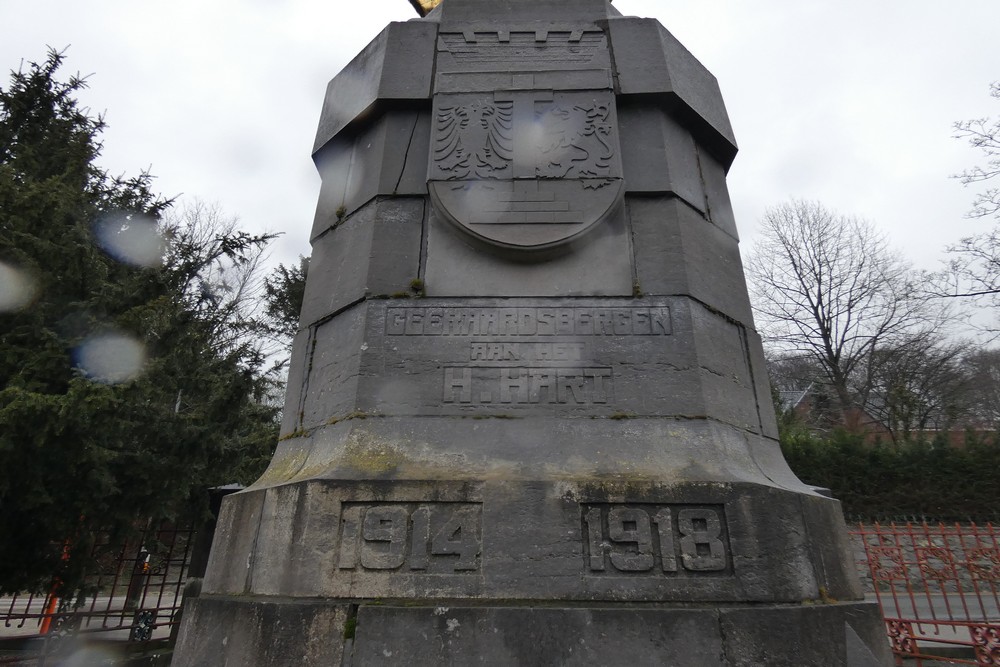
top-left (174, 1), bottom-right (892, 664)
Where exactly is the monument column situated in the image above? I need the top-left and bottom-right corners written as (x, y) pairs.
top-left (174, 1), bottom-right (892, 664)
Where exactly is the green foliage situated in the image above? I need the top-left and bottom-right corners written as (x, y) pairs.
top-left (781, 429), bottom-right (1000, 521)
top-left (263, 255), bottom-right (308, 341)
top-left (0, 50), bottom-right (280, 595)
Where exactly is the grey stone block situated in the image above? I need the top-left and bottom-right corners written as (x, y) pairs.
top-left (618, 101), bottom-right (706, 211)
top-left (700, 149), bottom-right (739, 239)
top-left (607, 18), bottom-right (738, 167)
top-left (200, 488), bottom-right (265, 595)
top-left (744, 327), bottom-right (780, 439)
top-left (628, 197), bottom-right (755, 324)
top-left (300, 197), bottom-right (423, 326)
top-left (719, 602), bottom-right (891, 666)
top-left (351, 606), bottom-right (726, 666)
top-left (299, 303), bottom-right (368, 429)
top-left (172, 597), bottom-right (349, 667)
top-left (285, 298), bottom-right (767, 432)
top-left (209, 476), bottom-right (868, 604)
top-left (799, 492), bottom-right (865, 601)
top-left (313, 21), bottom-right (436, 153)
top-left (311, 112), bottom-right (430, 240)
top-left (438, 0), bottom-right (614, 24)
top-left (249, 482), bottom-right (343, 597)
top-left (424, 208), bottom-right (632, 297)
top-left (279, 327), bottom-right (312, 436)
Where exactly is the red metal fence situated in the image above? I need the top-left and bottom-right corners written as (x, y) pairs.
top-left (0, 522), bottom-right (194, 664)
top-left (852, 522), bottom-right (1000, 666)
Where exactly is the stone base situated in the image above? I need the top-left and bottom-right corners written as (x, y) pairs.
top-left (174, 597), bottom-right (891, 666)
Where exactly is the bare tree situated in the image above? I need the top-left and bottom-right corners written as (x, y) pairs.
top-left (864, 337), bottom-right (975, 445)
top-left (954, 82), bottom-right (1000, 221)
top-left (933, 84), bottom-right (1000, 331)
top-left (963, 348), bottom-right (1000, 430)
top-left (746, 200), bottom-right (936, 429)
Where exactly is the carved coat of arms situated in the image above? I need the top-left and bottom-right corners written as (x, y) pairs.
top-left (429, 30), bottom-right (624, 250)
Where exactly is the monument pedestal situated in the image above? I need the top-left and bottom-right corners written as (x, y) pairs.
top-left (174, 1), bottom-right (891, 663)
top-left (179, 597), bottom-right (885, 666)
top-left (176, 474), bottom-right (889, 665)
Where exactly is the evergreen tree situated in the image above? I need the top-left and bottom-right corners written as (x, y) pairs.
top-left (0, 50), bottom-right (278, 595)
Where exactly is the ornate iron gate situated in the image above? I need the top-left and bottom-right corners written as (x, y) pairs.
top-left (852, 522), bottom-right (1000, 666)
top-left (0, 522), bottom-right (194, 664)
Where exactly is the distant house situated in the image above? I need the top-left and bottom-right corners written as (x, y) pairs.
top-left (773, 384), bottom-right (994, 446)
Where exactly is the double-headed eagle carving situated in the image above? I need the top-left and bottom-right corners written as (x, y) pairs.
top-left (435, 101), bottom-right (515, 179)
top-left (434, 100), bottom-right (615, 181)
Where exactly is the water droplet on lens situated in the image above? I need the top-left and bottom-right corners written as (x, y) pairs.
top-left (95, 214), bottom-right (164, 267)
top-left (0, 261), bottom-right (37, 312)
top-left (75, 331), bottom-right (147, 384)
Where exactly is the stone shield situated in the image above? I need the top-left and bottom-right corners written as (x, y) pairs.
top-left (428, 40), bottom-right (624, 250)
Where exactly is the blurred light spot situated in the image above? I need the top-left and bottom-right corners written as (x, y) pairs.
top-left (75, 331), bottom-right (147, 384)
top-left (60, 642), bottom-right (122, 666)
top-left (0, 261), bottom-right (37, 312)
top-left (95, 214), bottom-right (164, 267)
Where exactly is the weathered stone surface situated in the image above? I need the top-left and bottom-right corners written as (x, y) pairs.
top-left (607, 18), bottom-right (738, 167)
top-left (313, 22), bottom-right (437, 153)
top-left (301, 197), bottom-right (424, 325)
top-left (311, 113), bottom-right (430, 239)
top-left (424, 208), bottom-right (634, 296)
top-left (174, 0), bottom-right (890, 664)
top-left (618, 102), bottom-right (706, 209)
top-left (352, 606), bottom-right (727, 666)
top-left (719, 603), bottom-right (890, 666)
top-left (178, 598), bottom-right (890, 666)
top-left (200, 480), bottom-right (860, 606)
top-left (436, 0), bottom-right (614, 24)
top-left (629, 197), bottom-right (754, 324)
top-left (347, 603), bottom-right (890, 666)
top-left (173, 597), bottom-right (349, 667)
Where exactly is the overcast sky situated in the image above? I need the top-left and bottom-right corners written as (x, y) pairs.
top-left (2, 1), bottom-right (999, 273)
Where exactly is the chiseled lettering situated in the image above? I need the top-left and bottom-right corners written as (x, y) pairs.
top-left (596, 311), bottom-right (614, 335)
top-left (337, 503), bottom-right (482, 573)
top-left (337, 505), bottom-right (362, 569)
top-left (444, 310), bottom-right (475, 335)
top-left (360, 505), bottom-right (409, 570)
top-left (632, 310), bottom-right (651, 335)
top-left (582, 504), bottom-right (728, 577)
top-left (470, 343), bottom-right (521, 361)
top-left (528, 369), bottom-right (557, 403)
top-left (443, 367), bottom-right (472, 403)
top-left (556, 309), bottom-right (574, 335)
top-left (558, 370), bottom-right (586, 403)
top-left (424, 309), bottom-right (444, 335)
top-left (386, 308), bottom-right (407, 335)
top-left (613, 309), bottom-right (632, 335)
top-left (650, 307), bottom-right (671, 335)
top-left (500, 368), bottom-right (529, 403)
top-left (479, 310), bottom-right (500, 335)
top-left (405, 311), bottom-right (424, 335)
top-left (501, 309), bottom-right (519, 335)
top-left (536, 309), bottom-right (556, 335)
top-left (677, 508), bottom-right (726, 571)
top-left (386, 307), bottom-right (672, 336)
top-left (584, 368), bottom-right (611, 403)
top-left (517, 309), bottom-right (537, 334)
top-left (608, 507), bottom-right (655, 571)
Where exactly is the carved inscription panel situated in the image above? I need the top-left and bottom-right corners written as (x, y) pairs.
top-left (337, 503), bottom-right (482, 574)
top-left (381, 304), bottom-right (672, 411)
top-left (582, 504), bottom-right (730, 575)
